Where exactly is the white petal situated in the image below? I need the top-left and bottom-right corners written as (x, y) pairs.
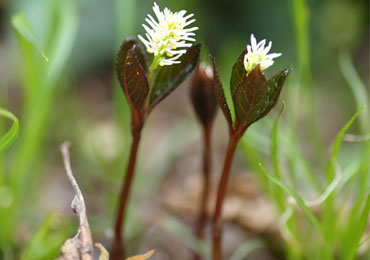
top-left (263, 41), bottom-right (272, 54)
top-left (250, 34), bottom-right (257, 50)
top-left (183, 18), bottom-right (196, 27)
top-left (182, 27), bottom-right (199, 32)
top-left (145, 18), bottom-right (157, 30)
top-left (256, 39), bottom-right (266, 50)
top-left (247, 45), bottom-right (252, 54)
top-left (266, 53), bottom-right (282, 59)
top-left (184, 13), bottom-right (194, 20)
top-left (147, 14), bottom-right (158, 25)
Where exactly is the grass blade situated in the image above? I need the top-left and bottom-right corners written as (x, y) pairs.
top-left (323, 106), bottom-right (366, 251)
top-left (229, 239), bottom-right (263, 260)
top-left (326, 106), bottom-right (366, 182)
top-left (270, 102), bottom-right (286, 211)
top-left (19, 212), bottom-right (70, 260)
top-left (160, 214), bottom-right (211, 259)
top-left (258, 163), bottom-right (329, 251)
top-left (338, 51), bottom-right (369, 133)
top-left (11, 13), bottom-right (49, 62)
top-left (342, 193), bottom-right (370, 260)
top-left (0, 108), bottom-right (20, 153)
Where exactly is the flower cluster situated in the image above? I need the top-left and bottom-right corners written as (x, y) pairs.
top-left (138, 2), bottom-right (198, 67)
top-left (244, 34), bottom-right (281, 73)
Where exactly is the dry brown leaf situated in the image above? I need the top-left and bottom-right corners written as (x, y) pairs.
top-left (59, 142), bottom-right (94, 260)
top-left (95, 243), bottom-right (110, 260)
top-left (125, 250), bottom-right (155, 260)
top-left (58, 142), bottom-right (154, 260)
top-left (95, 243), bottom-right (154, 260)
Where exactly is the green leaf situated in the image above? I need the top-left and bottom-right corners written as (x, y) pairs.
top-left (116, 36), bottom-right (149, 88)
top-left (211, 56), bottom-right (233, 127)
top-left (230, 49), bottom-right (247, 97)
top-left (234, 68), bottom-right (290, 129)
top-left (11, 13), bottom-right (49, 62)
top-left (0, 108), bottom-right (20, 153)
top-left (123, 46), bottom-right (149, 111)
top-left (148, 44), bottom-right (201, 109)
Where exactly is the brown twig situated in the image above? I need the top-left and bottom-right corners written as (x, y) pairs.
top-left (59, 142), bottom-right (94, 260)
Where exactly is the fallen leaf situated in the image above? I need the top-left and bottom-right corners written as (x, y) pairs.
top-left (59, 142), bottom-right (93, 260)
top-left (126, 250), bottom-right (155, 260)
top-left (95, 243), bottom-right (110, 260)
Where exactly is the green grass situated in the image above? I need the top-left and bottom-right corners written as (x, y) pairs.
top-left (1, 0), bottom-right (78, 257)
top-left (0, 109), bottom-right (20, 154)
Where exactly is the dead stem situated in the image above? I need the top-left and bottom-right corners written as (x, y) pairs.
top-left (60, 142), bottom-right (94, 260)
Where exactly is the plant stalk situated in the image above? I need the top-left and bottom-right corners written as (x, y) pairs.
top-left (212, 135), bottom-right (239, 260)
top-left (112, 130), bottom-right (142, 260)
top-left (193, 125), bottom-right (212, 260)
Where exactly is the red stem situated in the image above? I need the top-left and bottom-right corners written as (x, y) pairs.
top-left (212, 135), bottom-right (239, 260)
top-left (112, 130), bottom-right (141, 260)
top-left (193, 125), bottom-right (212, 260)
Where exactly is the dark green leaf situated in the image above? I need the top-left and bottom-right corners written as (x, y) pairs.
top-left (211, 56), bottom-right (233, 127)
top-left (234, 67), bottom-right (291, 128)
top-left (123, 47), bottom-right (149, 110)
top-left (190, 64), bottom-right (218, 126)
top-left (116, 36), bottom-right (148, 88)
top-left (230, 49), bottom-right (247, 98)
top-left (148, 44), bottom-right (201, 109)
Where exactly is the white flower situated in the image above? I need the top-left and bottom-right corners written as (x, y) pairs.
top-left (138, 2), bottom-right (198, 67)
top-left (244, 34), bottom-right (282, 73)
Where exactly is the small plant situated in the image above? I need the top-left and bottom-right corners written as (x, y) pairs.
top-left (189, 62), bottom-right (218, 260)
top-left (210, 34), bottom-right (290, 260)
top-left (113, 2), bottom-right (200, 259)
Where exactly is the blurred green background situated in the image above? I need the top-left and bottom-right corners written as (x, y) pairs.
top-left (0, 0), bottom-right (369, 259)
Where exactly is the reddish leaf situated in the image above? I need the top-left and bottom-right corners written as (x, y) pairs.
top-left (148, 44), bottom-right (201, 110)
top-left (234, 66), bottom-right (291, 129)
top-left (234, 65), bottom-right (266, 127)
top-left (116, 36), bottom-right (148, 88)
top-left (230, 49), bottom-right (247, 98)
top-left (211, 56), bottom-right (233, 127)
top-left (123, 46), bottom-right (149, 111)
top-left (258, 68), bottom-right (291, 119)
